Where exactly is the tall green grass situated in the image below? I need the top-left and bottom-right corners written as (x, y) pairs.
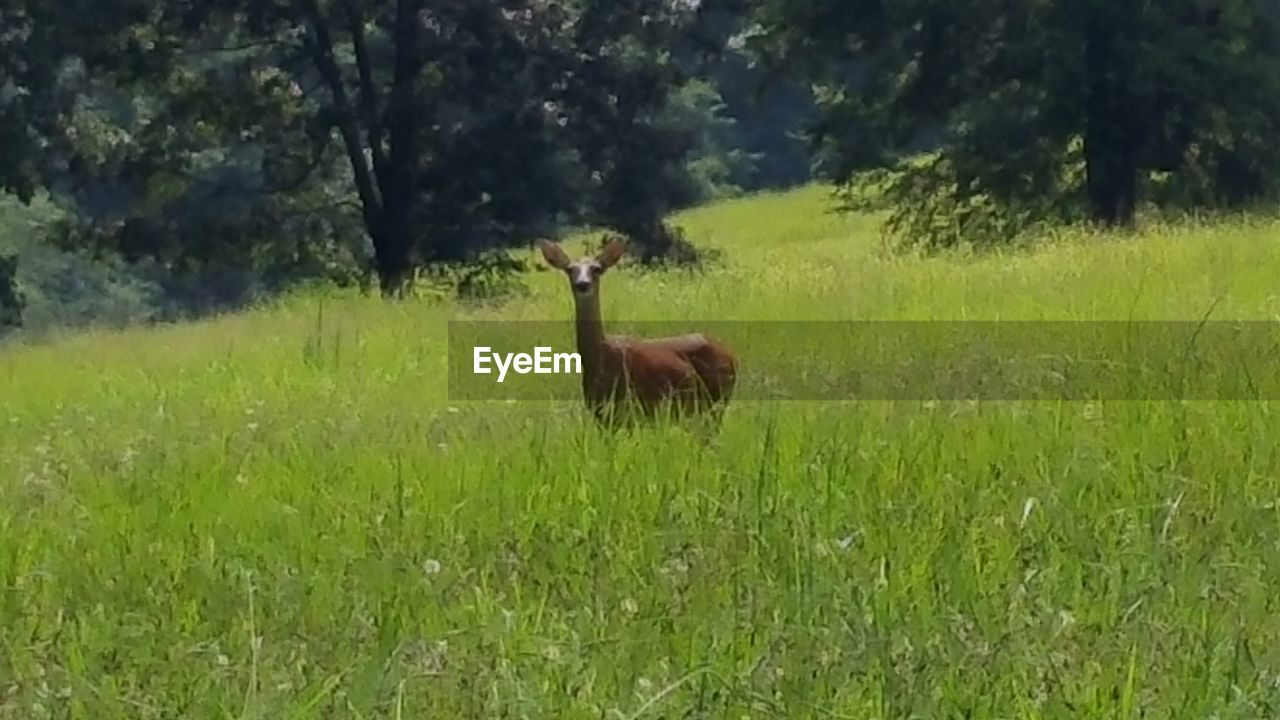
top-left (4, 185), bottom-right (1280, 718)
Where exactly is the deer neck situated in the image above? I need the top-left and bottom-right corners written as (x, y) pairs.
top-left (573, 292), bottom-right (608, 377)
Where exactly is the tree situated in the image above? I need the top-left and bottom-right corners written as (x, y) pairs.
top-left (750, 0), bottom-right (1280, 249)
top-left (685, 1), bottom-right (816, 193)
top-left (2, 0), bottom-right (362, 309)
top-left (4, 0), bottom-right (728, 298)
top-left (662, 78), bottom-right (760, 201)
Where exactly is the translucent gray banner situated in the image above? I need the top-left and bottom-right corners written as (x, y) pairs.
top-left (447, 321), bottom-right (1280, 401)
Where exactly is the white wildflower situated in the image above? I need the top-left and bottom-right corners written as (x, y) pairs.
top-left (1020, 497), bottom-right (1037, 528)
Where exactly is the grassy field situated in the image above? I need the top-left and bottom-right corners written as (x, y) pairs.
top-left (5, 185), bottom-right (1280, 718)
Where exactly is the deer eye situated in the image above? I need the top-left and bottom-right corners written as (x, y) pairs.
top-left (590, 266), bottom-right (602, 275)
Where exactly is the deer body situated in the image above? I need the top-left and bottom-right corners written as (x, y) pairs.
top-left (540, 237), bottom-right (736, 426)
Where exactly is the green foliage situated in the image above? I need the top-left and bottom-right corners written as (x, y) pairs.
top-left (17, 244), bottom-right (162, 332)
top-left (841, 148), bottom-right (1086, 252)
top-left (0, 195), bottom-right (163, 337)
top-left (663, 79), bottom-right (761, 201)
top-left (685, 4), bottom-right (817, 192)
top-left (2, 0), bottom-right (745, 298)
top-left (414, 251), bottom-right (534, 306)
top-left (751, 0), bottom-right (1280, 250)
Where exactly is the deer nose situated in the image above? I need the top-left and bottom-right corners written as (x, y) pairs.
top-left (573, 279), bottom-right (592, 293)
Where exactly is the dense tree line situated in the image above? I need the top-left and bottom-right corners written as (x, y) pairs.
top-left (3, 0), bottom-right (1279, 332)
top-left (748, 0), bottom-right (1280, 249)
top-left (1, 0), bottom-right (805, 309)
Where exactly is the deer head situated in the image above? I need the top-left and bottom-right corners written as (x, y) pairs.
top-left (538, 235), bottom-right (626, 298)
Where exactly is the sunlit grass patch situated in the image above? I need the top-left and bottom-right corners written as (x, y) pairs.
top-left (4, 186), bottom-right (1280, 718)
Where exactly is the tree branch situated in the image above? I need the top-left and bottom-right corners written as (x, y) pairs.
top-left (339, 0), bottom-right (391, 181)
top-left (300, 0), bottom-right (385, 231)
top-left (176, 39), bottom-right (290, 57)
top-left (281, 198), bottom-right (366, 217)
top-left (177, 137), bottom-right (332, 197)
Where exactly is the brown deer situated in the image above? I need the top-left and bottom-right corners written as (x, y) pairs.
top-left (538, 236), bottom-right (737, 428)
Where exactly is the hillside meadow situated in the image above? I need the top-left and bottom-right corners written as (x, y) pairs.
top-left (5, 185), bottom-right (1280, 718)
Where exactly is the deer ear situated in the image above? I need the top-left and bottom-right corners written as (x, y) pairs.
top-left (538, 239), bottom-right (571, 270)
top-left (597, 236), bottom-right (626, 270)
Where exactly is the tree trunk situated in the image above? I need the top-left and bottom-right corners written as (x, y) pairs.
top-left (0, 253), bottom-right (23, 330)
top-left (371, 201), bottom-right (415, 298)
top-left (304, 0), bottom-right (421, 298)
top-left (1083, 16), bottom-right (1139, 229)
top-left (370, 0), bottom-right (426, 296)
top-left (1084, 127), bottom-right (1138, 228)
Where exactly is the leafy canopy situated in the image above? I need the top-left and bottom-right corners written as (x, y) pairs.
top-left (2, 0), bottom-right (733, 300)
top-left (749, 0), bottom-right (1280, 249)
